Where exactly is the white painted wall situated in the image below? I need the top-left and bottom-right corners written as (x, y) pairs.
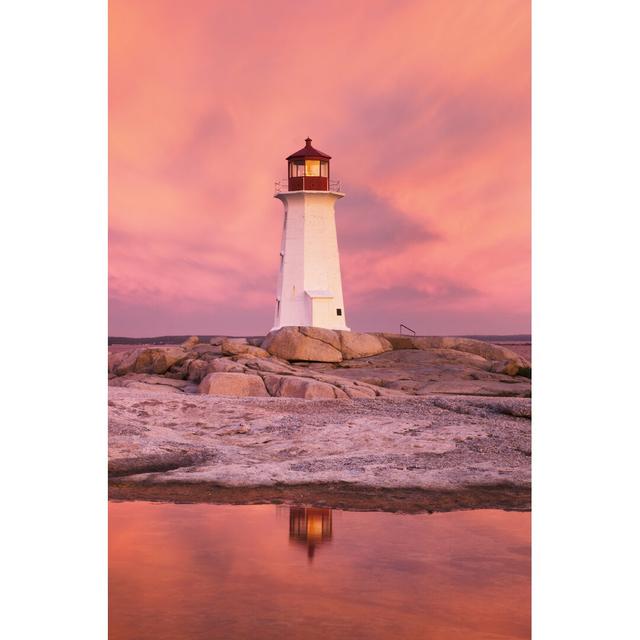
top-left (272, 190), bottom-right (349, 331)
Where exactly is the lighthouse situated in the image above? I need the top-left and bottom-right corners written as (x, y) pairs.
top-left (272, 138), bottom-right (349, 331)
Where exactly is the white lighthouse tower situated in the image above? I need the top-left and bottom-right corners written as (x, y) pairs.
top-left (272, 138), bottom-right (349, 331)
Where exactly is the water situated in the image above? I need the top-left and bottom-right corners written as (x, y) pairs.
top-left (109, 502), bottom-right (530, 639)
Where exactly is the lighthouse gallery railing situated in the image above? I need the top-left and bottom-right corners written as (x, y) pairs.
top-left (274, 178), bottom-right (342, 194)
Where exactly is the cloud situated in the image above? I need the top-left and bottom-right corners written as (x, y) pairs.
top-left (160, 109), bottom-right (237, 183)
top-left (337, 186), bottom-right (438, 253)
top-left (109, 0), bottom-right (531, 336)
top-left (355, 282), bottom-right (479, 309)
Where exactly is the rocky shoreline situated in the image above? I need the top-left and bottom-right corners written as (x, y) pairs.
top-left (109, 392), bottom-right (530, 511)
top-left (108, 329), bottom-right (531, 512)
top-left (108, 481), bottom-right (531, 513)
top-left (109, 329), bottom-right (531, 399)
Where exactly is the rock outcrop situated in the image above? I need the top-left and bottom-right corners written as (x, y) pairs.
top-left (108, 329), bottom-right (531, 399)
top-left (181, 335), bottom-right (199, 349)
top-left (261, 326), bottom-right (343, 362)
top-left (261, 327), bottom-right (526, 369)
top-left (221, 339), bottom-right (270, 358)
top-left (164, 358), bottom-right (193, 380)
top-left (331, 348), bottom-right (531, 397)
top-left (382, 334), bottom-right (530, 374)
top-left (109, 347), bottom-right (188, 376)
top-left (198, 372), bottom-right (269, 397)
top-left (108, 373), bottom-right (190, 393)
top-left (207, 358), bottom-right (246, 373)
top-left (108, 387), bottom-right (531, 502)
top-left (187, 359), bottom-right (210, 383)
top-left (338, 331), bottom-right (393, 359)
top-left (262, 374), bottom-right (345, 399)
top-left (190, 343), bottom-right (221, 357)
top-left (261, 327), bottom-right (393, 362)
top-left (243, 357), bottom-right (297, 375)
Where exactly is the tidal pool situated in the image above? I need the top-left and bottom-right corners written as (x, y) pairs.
top-left (109, 501), bottom-right (530, 639)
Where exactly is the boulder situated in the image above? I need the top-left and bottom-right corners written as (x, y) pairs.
top-left (187, 359), bottom-right (210, 383)
top-left (322, 347), bottom-right (531, 398)
top-left (108, 373), bottom-right (189, 393)
top-left (165, 358), bottom-right (193, 379)
top-left (419, 348), bottom-right (491, 368)
top-left (261, 327), bottom-right (342, 362)
top-left (207, 358), bottom-right (247, 373)
top-left (299, 327), bottom-right (341, 350)
top-left (108, 350), bottom-right (131, 374)
top-left (420, 337), bottom-right (529, 367)
top-left (198, 372), bottom-right (269, 397)
top-left (332, 386), bottom-right (350, 399)
top-left (189, 344), bottom-right (221, 356)
top-left (517, 366), bottom-right (532, 379)
top-left (489, 360), bottom-right (522, 377)
top-left (110, 381), bottom-right (184, 394)
top-left (109, 347), bottom-right (188, 376)
top-left (243, 358), bottom-right (296, 374)
top-left (382, 334), bottom-right (416, 350)
top-left (221, 339), bottom-right (270, 358)
top-left (181, 335), bottom-right (199, 349)
top-left (262, 374), bottom-right (341, 399)
top-left (138, 347), bottom-right (188, 375)
top-left (382, 334), bottom-right (530, 372)
top-left (343, 385), bottom-right (377, 399)
top-left (338, 331), bottom-right (393, 360)
top-left (136, 373), bottom-right (190, 388)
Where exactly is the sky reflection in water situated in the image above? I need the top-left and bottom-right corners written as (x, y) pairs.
top-left (109, 502), bottom-right (530, 639)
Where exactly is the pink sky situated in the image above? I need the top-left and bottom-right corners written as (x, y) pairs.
top-left (109, 0), bottom-right (530, 337)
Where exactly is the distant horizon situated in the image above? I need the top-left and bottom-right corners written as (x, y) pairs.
top-left (108, 332), bottom-right (532, 344)
top-left (109, 0), bottom-right (530, 337)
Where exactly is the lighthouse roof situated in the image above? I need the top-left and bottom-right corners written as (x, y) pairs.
top-left (286, 138), bottom-right (331, 160)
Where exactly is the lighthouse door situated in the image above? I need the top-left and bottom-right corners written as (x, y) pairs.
top-left (305, 291), bottom-right (335, 328)
top-left (311, 297), bottom-right (332, 328)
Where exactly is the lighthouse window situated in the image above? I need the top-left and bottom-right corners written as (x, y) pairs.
top-left (320, 161), bottom-right (329, 177)
top-left (305, 159), bottom-right (321, 176)
top-left (336, 308), bottom-right (342, 316)
top-left (289, 161), bottom-right (304, 177)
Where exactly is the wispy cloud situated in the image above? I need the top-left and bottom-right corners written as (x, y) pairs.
top-left (109, 0), bottom-right (530, 336)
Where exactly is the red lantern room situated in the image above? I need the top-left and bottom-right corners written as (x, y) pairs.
top-left (286, 138), bottom-right (332, 192)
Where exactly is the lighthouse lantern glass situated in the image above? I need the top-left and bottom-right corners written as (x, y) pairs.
top-left (305, 159), bottom-right (320, 176)
top-left (289, 160), bottom-right (304, 178)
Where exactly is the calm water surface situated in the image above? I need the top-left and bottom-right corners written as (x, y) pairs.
top-left (109, 502), bottom-right (530, 640)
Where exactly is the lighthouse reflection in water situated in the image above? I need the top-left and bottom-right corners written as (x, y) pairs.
top-left (289, 507), bottom-right (333, 561)
top-left (110, 502), bottom-right (531, 638)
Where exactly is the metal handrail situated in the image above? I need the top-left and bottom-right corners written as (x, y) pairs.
top-left (274, 178), bottom-right (342, 194)
top-left (399, 324), bottom-right (416, 336)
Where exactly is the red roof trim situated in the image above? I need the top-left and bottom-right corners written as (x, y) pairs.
top-left (286, 137), bottom-right (331, 160)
